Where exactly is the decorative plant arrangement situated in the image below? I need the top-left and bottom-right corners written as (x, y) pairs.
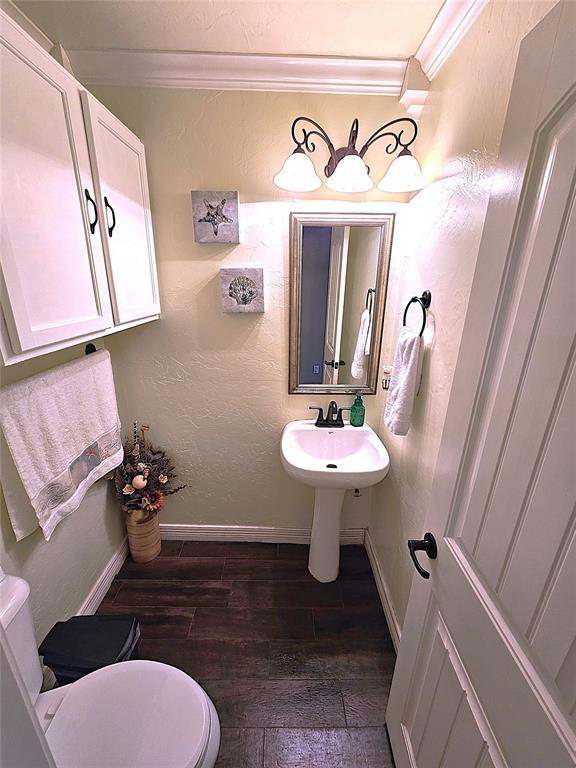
top-left (114, 422), bottom-right (186, 562)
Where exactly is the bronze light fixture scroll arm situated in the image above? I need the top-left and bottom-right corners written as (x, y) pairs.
top-left (289, 116), bottom-right (419, 179)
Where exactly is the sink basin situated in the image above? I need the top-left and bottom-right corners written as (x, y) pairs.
top-left (281, 419), bottom-right (390, 582)
top-left (281, 420), bottom-right (390, 489)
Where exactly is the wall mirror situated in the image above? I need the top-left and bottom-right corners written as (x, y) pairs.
top-left (289, 212), bottom-right (394, 394)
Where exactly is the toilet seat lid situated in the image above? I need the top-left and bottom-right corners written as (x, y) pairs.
top-left (45, 660), bottom-right (210, 768)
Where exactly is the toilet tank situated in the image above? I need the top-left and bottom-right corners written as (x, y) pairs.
top-left (0, 575), bottom-right (43, 702)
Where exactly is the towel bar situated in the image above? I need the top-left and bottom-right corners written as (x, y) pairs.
top-left (402, 290), bottom-right (431, 337)
top-left (365, 288), bottom-right (376, 313)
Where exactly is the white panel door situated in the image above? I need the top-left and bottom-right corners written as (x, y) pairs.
top-left (0, 12), bottom-right (112, 353)
top-left (81, 92), bottom-right (160, 325)
top-left (387, 4), bottom-right (576, 768)
top-left (323, 226), bottom-right (349, 385)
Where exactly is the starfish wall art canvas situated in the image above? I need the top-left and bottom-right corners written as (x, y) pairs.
top-left (191, 190), bottom-right (240, 243)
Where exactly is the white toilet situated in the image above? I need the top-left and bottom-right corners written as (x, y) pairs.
top-left (0, 575), bottom-right (220, 768)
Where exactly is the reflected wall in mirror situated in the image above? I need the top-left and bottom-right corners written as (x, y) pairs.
top-left (289, 212), bottom-right (394, 394)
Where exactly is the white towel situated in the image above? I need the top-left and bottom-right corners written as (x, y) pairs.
top-left (0, 430), bottom-right (38, 541)
top-left (351, 309), bottom-right (371, 380)
top-left (364, 311), bottom-right (372, 355)
top-left (383, 327), bottom-right (423, 436)
top-left (0, 350), bottom-right (122, 541)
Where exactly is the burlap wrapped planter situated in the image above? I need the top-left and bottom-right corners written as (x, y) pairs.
top-left (126, 510), bottom-right (161, 563)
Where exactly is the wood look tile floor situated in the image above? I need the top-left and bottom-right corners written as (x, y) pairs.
top-left (98, 541), bottom-right (396, 767)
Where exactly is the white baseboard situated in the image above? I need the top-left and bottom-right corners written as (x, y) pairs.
top-left (77, 536), bottom-right (128, 616)
top-left (160, 523), bottom-right (365, 546)
top-left (364, 528), bottom-right (402, 651)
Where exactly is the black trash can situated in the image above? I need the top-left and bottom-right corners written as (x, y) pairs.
top-left (39, 615), bottom-right (140, 686)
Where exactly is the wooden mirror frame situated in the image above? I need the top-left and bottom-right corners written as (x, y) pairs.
top-left (289, 211), bottom-right (395, 395)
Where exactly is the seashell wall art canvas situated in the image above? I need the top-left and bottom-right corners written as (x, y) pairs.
top-left (220, 268), bottom-right (264, 313)
top-left (192, 190), bottom-right (240, 243)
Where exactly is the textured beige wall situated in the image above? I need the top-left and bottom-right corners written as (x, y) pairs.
top-left (89, 87), bottom-right (405, 531)
top-left (368, 0), bottom-right (558, 630)
top-left (0, 345), bottom-right (125, 641)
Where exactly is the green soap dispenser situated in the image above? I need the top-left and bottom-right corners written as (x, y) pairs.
top-left (350, 392), bottom-right (365, 427)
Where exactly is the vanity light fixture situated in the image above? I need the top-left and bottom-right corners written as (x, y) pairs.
top-left (274, 116), bottom-right (426, 194)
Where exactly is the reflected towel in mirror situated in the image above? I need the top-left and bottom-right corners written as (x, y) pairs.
top-left (351, 309), bottom-right (372, 380)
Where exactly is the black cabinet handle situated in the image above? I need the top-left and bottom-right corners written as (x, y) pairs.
top-left (104, 196), bottom-right (116, 237)
top-left (408, 532), bottom-right (437, 579)
top-left (324, 359), bottom-right (346, 370)
top-left (84, 189), bottom-right (98, 234)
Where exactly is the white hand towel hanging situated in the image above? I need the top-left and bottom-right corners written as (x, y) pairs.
top-left (383, 327), bottom-right (423, 436)
top-left (351, 308), bottom-right (371, 380)
top-left (0, 350), bottom-right (123, 541)
top-left (364, 310), bottom-right (372, 355)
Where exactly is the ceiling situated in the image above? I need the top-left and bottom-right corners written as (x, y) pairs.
top-left (15, 0), bottom-right (445, 59)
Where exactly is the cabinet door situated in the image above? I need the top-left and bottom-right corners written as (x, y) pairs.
top-left (81, 93), bottom-right (160, 325)
top-left (0, 14), bottom-right (112, 353)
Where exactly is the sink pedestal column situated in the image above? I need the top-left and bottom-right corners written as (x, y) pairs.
top-left (308, 488), bottom-right (346, 583)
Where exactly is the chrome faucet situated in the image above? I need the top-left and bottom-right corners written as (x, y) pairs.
top-left (309, 401), bottom-right (351, 428)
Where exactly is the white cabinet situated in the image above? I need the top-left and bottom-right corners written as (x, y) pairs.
top-left (0, 11), bottom-right (160, 365)
top-left (81, 93), bottom-right (160, 326)
top-left (0, 16), bottom-right (112, 353)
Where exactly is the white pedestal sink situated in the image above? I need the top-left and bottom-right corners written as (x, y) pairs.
top-left (280, 419), bottom-right (390, 582)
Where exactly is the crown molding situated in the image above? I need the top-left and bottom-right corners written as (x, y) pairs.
top-left (4, 0), bottom-right (486, 93)
top-left (400, 56), bottom-right (430, 118)
top-left (66, 49), bottom-right (407, 95)
top-left (416, 0), bottom-right (489, 80)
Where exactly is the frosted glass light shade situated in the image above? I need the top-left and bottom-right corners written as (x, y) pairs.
top-left (273, 151), bottom-right (322, 192)
top-left (377, 149), bottom-right (426, 192)
top-left (325, 154), bottom-right (373, 193)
